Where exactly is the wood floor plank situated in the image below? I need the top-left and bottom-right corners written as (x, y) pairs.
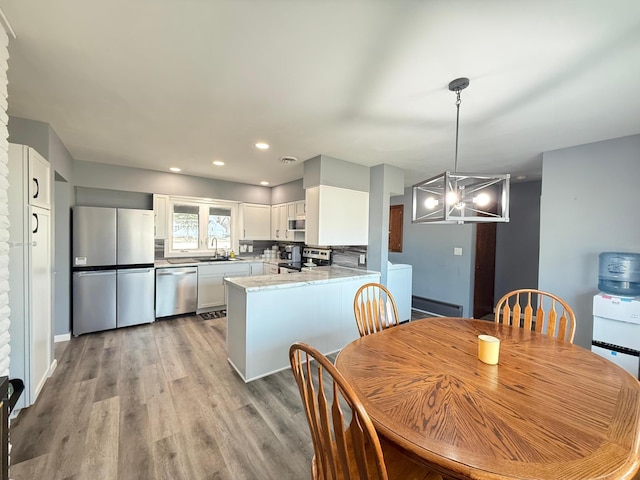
top-left (44, 378), bottom-right (97, 480)
top-left (80, 396), bottom-right (120, 480)
top-left (152, 433), bottom-right (196, 480)
top-left (93, 345), bottom-right (122, 402)
top-left (142, 362), bottom-right (181, 442)
top-left (78, 334), bottom-right (106, 382)
top-left (117, 387), bottom-right (155, 480)
top-left (168, 376), bottom-right (232, 479)
top-left (155, 331), bottom-right (187, 382)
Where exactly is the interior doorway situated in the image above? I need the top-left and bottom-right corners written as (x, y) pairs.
top-left (473, 222), bottom-right (497, 319)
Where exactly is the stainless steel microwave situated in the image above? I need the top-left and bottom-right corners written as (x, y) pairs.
top-left (288, 216), bottom-right (305, 231)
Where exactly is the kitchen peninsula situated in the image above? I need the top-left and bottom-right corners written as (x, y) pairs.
top-left (225, 266), bottom-right (380, 382)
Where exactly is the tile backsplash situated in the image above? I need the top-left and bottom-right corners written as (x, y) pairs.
top-left (331, 246), bottom-right (367, 270)
top-left (156, 238), bottom-right (367, 269)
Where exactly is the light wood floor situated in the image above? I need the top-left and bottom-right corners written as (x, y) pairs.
top-left (9, 315), bottom-right (315, 480)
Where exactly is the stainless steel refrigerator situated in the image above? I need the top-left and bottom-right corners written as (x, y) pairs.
top-left (72, 207), bottom-right (155, 335)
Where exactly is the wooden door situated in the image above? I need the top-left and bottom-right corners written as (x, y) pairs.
top-left (473, 222), bottom-right (497, 319)
top-left (389, 205), bottom-right (403, 252)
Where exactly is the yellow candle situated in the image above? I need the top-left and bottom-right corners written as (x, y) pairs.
top-left (478, 334), bottom-right (500, 365)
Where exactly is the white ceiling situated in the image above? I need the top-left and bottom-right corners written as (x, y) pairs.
top-left (1, 1), bottom-right (639, 187)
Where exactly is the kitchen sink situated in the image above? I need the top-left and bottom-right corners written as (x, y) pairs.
top-left (196, 257), bottom-right (244, 262)
top-left (165, 257), bottom-right (244, 264)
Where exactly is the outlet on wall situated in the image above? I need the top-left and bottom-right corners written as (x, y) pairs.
top-left (359, 254), bottom-right (366, 264)
top-left (454, 247), bottom-right (463, 256)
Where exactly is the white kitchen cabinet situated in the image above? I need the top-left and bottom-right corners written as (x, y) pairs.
top-left (271, 203), bottom-right (288, 240)
top-left (197, 267), bottom-right (226, 310)
top-left (286, 200), bottom-right (306, 218)
top-left (26, 148), bottom-right (50, 209)
top-left (153, 194), bottom-right (169, 239)
top-left (249, 262), bottom-right (264, 275)
top-left (8, 143), bottom-right (53, 411)
top-left (271, 200), bottom-right (306, 242)
top-left (265, 262), bottom-right (279, 275)
top-left (197, 262), bottom-right (251, 311)
top-left (239, 203), bottom-right (271, 240)
top-left (305, 185), bottom-right (369, 246)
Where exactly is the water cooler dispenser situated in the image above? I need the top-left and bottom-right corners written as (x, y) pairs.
top-left (591, 252), bottom-right (640, 379)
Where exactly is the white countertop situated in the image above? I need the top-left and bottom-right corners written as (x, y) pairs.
top-left (225, 266), bottom-right (379, 292)
top-left (155, 256), bottom-right (264, 268)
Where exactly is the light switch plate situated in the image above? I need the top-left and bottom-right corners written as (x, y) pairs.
top-left (359, 254), bottom-right (366, 264)
top-left (454, 247), bottom-right (463, 256)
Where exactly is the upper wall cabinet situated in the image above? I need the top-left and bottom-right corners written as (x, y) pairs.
top-left (21, 146), bottom-right (51, 209)
top-left (271, 203), bottom-right (288, 240)
top-left (305, 185), bottom-right (368, 246)
top-left (287, 200), bottom-right (305, 218)
top-left (153, 194), bottom-right (169, 239)
top-left (239, 203), bottom-right (271, 240)
top-left (272, 201), bottom-right (305, 241)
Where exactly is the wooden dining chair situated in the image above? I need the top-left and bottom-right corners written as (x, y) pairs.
top-left (353, 283), bottom-right (400, 337)
top-left (289, 342), bottom-right (442, 480)
top-left (494, 288), bottom-right (577, 343)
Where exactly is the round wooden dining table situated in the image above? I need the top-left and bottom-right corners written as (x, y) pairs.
top-left (335, 317), bottom-right (640, 480)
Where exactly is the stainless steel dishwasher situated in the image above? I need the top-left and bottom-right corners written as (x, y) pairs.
top-left (155, 267), bottom-right (198, 317)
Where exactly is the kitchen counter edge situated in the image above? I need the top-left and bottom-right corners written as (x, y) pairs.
top-left (224, 266), bottom-right (379, 292)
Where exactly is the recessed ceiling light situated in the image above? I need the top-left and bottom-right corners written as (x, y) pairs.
top-left (260, 181), bottom-right (269, 186)
top-left (212, 160), bottom-right (225, 166)
top-left (255, 142), bottom-right (269, 150)
top-left (169, 167), bottom-right (181, 172)
top-left (515, 175), bottom-right (527, 180)
top-left (280, 156), bottom-right (298, 164)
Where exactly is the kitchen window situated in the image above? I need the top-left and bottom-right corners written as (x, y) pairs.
top-left (167, 198), bottom-right (236, 256)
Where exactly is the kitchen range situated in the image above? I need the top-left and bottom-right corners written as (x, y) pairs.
top-left (277, 246), bottom-right (332, 273)
top-left (72, 206), bottom-right (155, 335)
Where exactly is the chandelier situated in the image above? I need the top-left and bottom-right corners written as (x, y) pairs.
top-left (412, 78), bottom-right (510, 224)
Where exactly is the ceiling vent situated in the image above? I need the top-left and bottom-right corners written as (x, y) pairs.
top-left (280, 156), bottom-right (298, 164)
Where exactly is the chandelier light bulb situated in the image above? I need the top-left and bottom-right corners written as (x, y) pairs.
top-left (474, 192), bottom-right (491, 207)
top-left (424, 197), bottom-right (439, 209)
top-left (446, 191), bottom-right (459, 205)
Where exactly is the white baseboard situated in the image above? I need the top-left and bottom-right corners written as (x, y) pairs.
top-left (54, 333), bottom-right (71, 343)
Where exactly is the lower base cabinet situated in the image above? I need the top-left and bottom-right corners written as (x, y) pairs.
top-left (197, 262), bottom-right (263, 311)
top-left (197, 269), bottom-right (226, 310)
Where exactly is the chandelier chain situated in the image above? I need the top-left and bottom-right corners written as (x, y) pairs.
top-left (454, 87), bottom-right (462, 173)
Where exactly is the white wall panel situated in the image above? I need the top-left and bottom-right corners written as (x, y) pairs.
top-left (0, 25), bottom-right (10, 376)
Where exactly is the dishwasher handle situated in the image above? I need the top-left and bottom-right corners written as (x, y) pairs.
top-left (157, 267), bottom-right (197, 275)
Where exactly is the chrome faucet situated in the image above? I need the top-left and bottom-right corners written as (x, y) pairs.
top-left (211, 237), bottom-right (218, 258)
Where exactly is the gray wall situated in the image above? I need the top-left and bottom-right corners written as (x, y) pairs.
top-left (48, 124), bottom-right (74, 182)
top-left (74, 160), bottom-right (271, 204)
top-left (8, 116), bottom-right (49, 159)
top-left (390, 187), bottom-right (475, 317)
top-left (303, 154), bottom-right (370, 192)
top-left (539, 134), bottom-right (640, 349)
top-left (9, 116), bottom-right (74, 183)
top-left (494, 180), bottom-right (541, 301)
top-left (368, 164), bottom-right (404, 284)
top-left (75, 187), bottom-right (152, 209)
top-left (54, 180), bottom-right (72, 336)
top-left (271, 179), bottom-right (304, 204)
